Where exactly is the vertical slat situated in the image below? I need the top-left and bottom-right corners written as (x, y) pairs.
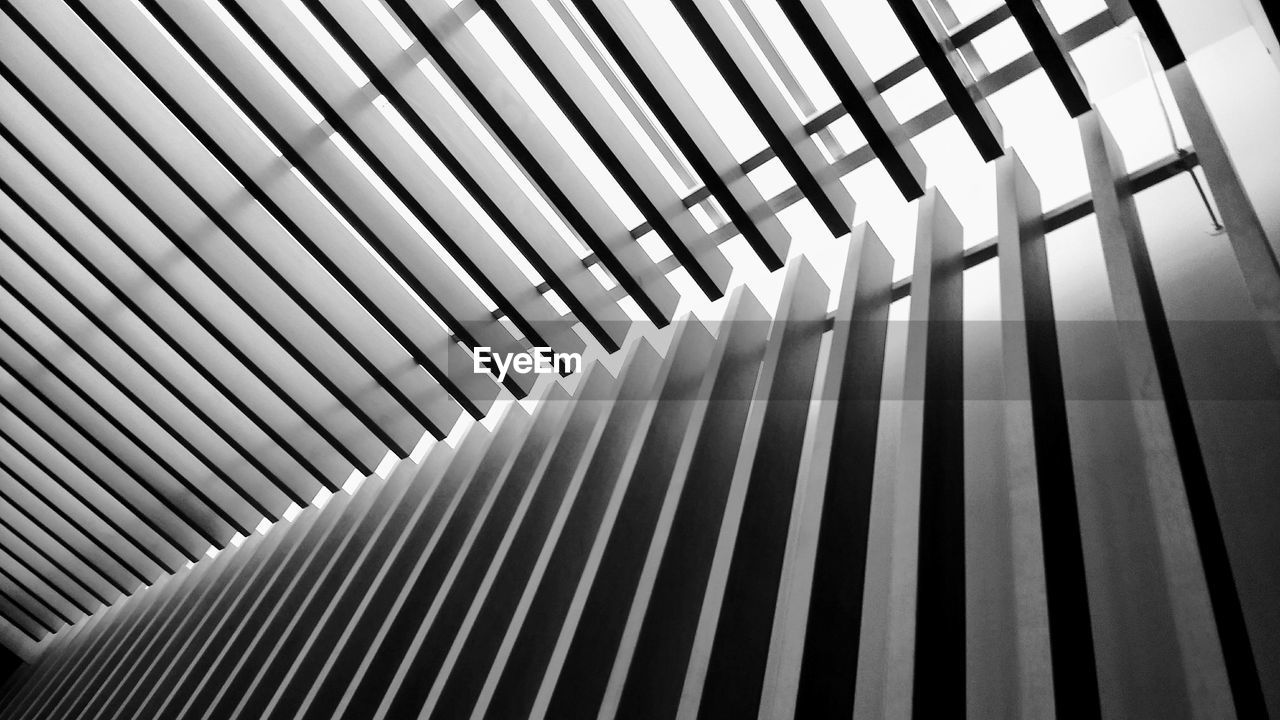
top-left (884, 188), bottom-right (967, 719)
top-left (267, 404), bottom-right (532, 717)
top-left (428, 343), bottom-right (665, 719)
top-left (541, 290), bottom-right (769, 720)
top-left (127, 510), bottom-right (329, 720)
top-left (321, 391), bottom-right (574, 720)
top-left (263, 442), bottom-right (471, 720)
top-left (670, 0), bottom-right (857, 237)
top-left (779, 0), bottom-right (929, 198)
top-left (602, 289), bottom-right (772, 720)
top-left (494, 321), bottom-right (717, 720)
top-left (679, 258), bottom-right (830, 719)
top-left (885, 0), bottom-right (1003, 160)
top-left (760, 225), bottom-right (895, 718)
top-left (53, 548), bottom-right (252, 720)
top-left (286, 426), bottom-right (498, 720)
top-left (1164, 59), bottom-right (1280, 720)
top-left (996, 151), bottom-right (1097, 719)
top-left (1078, 109), bottom-right (1245, 719)
top-left (378, 365), bottom-right (617, 719)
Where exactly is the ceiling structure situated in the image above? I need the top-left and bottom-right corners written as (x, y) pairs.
top-left (0, 0), bottom-right (1238, 649)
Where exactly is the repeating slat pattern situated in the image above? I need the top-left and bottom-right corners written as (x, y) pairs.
top-left (3, 0), bottom-right (1280, 718)
top-left (0, 0), bottom-right (1142, 642)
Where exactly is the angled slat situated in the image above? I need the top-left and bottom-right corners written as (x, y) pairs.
top-left (0, 197), bottom-right (305, 510)
top-left (42, 0), bottom-right (470, 429)
top-left (381, 0), bottom-right (681, 325)
top-left (1079, 109), bottom-right (1251, 719)
top-left (669, 0), bottom-right (857, 237)
top-left (0, 370), bottom-right (210, 566)
top-left (1006, 0), bottom-right (1091, 116)
top-left (218, 0), bottom-right (585, 358)
top-left (995, 151), bottom-right (1098, 718)
top-left (779, 0), bottom-right (929, 198)
top-left (0, 47), bottom-right (393, 472)
top-left (0, 129), bottom-right (367, 483)
top-left (1104, 0), bottom-right (1184, 70)
top-left (0, 532), bottom-right (95, 622)
top-left (885, 0), bottom-right (1004, 160)
top-left (0, 227), bottom-right (284, 524)
top-left (69, 0), bottom-right (502, 417)
top-left (0, 504), bottom-right (111, 610)
top-left (474, 0), bottom-right (732, 299)
top-left (0, 471), bottom-right (145, 594)
top-left (130, 0), bottom-right (529, 402)
top-left (566, 0), bottom-right (790, 269)
top-left (431, 341), bottom-right (666, 718)
top-left (304, 0), bottom-right (631, 352)
top-left (2, 2), bottom-right (442, 447)
top-left (0, 242), bottom-right (248, 544)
